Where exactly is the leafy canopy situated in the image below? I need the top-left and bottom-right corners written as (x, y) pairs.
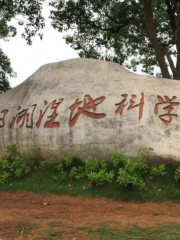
top-left (50, 0), bottom-right (180, 80)
top-left (0, 0), bottom-right (45, 93)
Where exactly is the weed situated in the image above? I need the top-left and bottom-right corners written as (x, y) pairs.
top-left (150, 165), bottom-right (167, 176)
top-left (77, 223), bottom-right (180, 240)
top-left (46, 228), bottom-right (63, 239)
top-left (36, 160), bottom-right (48, 171)
top-left (174, 166), bottom-right (180, 182)
top-left (153, 211), bottom-right (162, 216)
top-left (69, 166), bottom-right (85, 180)
top-left (64, 152), bottom-right (74, 168)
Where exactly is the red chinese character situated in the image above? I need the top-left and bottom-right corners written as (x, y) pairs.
top-left (154, 95), bottom-right (179, 125)
top-left (69, 94), bottom-right (106, 127)
top-left (44, 99), bottom-right (64, 128)
top-left (0, 109), bottom-right (9, 128)
top-left (36, 99), bottom-right (64, 129)
top-left (115, 93), bottom-right (144, 120)
top-left (9, 104), bottom-right (37, 129)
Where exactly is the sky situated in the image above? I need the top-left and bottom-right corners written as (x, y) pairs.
top-left (0, 3), bottom-right (79, 88)
top-left (0, 3), bottom-right (158, 89)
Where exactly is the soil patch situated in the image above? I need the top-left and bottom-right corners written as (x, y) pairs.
top-left (0, 191), bottom-right (180, 239)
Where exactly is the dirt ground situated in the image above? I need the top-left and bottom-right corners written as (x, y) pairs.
top-left (0, 191), bottom-right (180, 239)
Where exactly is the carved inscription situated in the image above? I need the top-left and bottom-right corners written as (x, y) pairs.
top-left (36, 99), bottom-right (64, 129)
top-left (0, 109), bottom-right (9, 128)
top-left (44, 99), bottom-right (64, 128)
top-left (69, 95), bottom-right (106, 127)
top-left (1, 93), bottom-right (180, 129)
top-left (10, 104), bottom-right (37, 129)
top-left (154, 95), bottom-right (179, 125)
top-left (115, 93), bottom-right (144, 120)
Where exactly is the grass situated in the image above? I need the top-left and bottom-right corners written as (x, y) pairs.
top-left (46, 228), bottom-right (63, 239)
top-left (2, 220), bottom-right (180, 239)
top-left (0, 222), bottom-right (38, 239)
top-left (76, 223), bottom-right (180, 240)
top-left (1, 164), bottom-right (180, 202)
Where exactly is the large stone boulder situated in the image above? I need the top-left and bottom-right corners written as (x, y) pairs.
top-left (0, 58), bottom-right (179, 161)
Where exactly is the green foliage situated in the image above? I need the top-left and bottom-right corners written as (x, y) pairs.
top-left (87, 169), bottom-right (115, 186)
top-left (84, 158), bottom-right (115, 186)
top-left (64, 152), bottom-right (74, 168)
top-left (0, 0), bottom-right (46, 92)
top-left (174, 167), bottom-right (180, 182)
top-left (3, 144), bottom-right (180, 199)
top-left (0, 155), bottom-right (30, 184)
top-left (0, 158), bottom-right (11, 184)
top-left (4, 144), bottom-right (19, 159)
top-left (54, 163), bottom-right (66, 181)
top-left (22, 147), bottom-right (41, 161)
top-left (5, 144), bottom-right (17, 153)
top-left (50, 0), bottom-right (180, 79)
top-left (10, 157), bottom-right (30, 178)
top-left (36, 161), bottom-right (48, 171)
top-left (117, 159), bottom-right (148, 191)
top-left (111, 153), bottom-right (127, 169)
top-left (0, 145), bottom-right (41, 184)
top-left (54, 152), bottom-right (76, 181)
top-left (0, 49), bottom-right (12, 93)
top-left (150, 165), bottom-right (167, 176)
top-left (85, 156), bottom-right (100, 173)
top-left (69, 166), bottom-right (85, 180)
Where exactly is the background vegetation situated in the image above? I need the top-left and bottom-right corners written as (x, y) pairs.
top-left (1, 145), bottom-right (180, 202)
top-left (1, 0), bottom-right (180, 93)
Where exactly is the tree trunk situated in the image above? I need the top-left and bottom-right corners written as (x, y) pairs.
top-left (164, 48), bottom-right (176, 78)
top-left (140, 0), bottom-right (171, 79)
top-left (175, 2), bottom-right (180, 79)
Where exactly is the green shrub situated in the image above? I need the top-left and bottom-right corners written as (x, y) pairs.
top-left (35, 160), bottom-right (48, 171)
top-left (54, 163), bottom-right (66, 182)
top-left (111, 153), bottom-right (127, 169)
top-left (174, 167), bottom-right (180, 182)
top-left (117, 159), bottom-right (148, 191)
top-left (10, 157), bottom-right (31, 178)
top-left (85, 157), bottom-right (100, 173)
top-left (87, 169), bottom-right (115, 186)
top-left (4, 144), bottom-right (19, 160)
top-left (84, 157), bottom-right (115, 186)
top-left (22, 147), bottom-right (42, 166)
top-left (0, 158), bottom-right (11, 184)
top-left (0, 145), bottom-right (39, 184)
top-left (100, 160), bottom-right (109, 171)
top-left (1, 145), bottom-right (180, 195)
top-left (69, 166), bottom-right (85, 180)
top-left (150, 165), bottom-right (167, 176)
top-left (0, 156), bottom-right (31, 183)
top-left (64, 152), bottom-right (75, 168)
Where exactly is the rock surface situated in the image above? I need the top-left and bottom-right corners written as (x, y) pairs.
top-left (0, 58), bottom-right (179, 161)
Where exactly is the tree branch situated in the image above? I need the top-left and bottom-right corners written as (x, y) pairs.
top-left (78, 17), bottom-right (130, 33)
top-left (0, 0), bottom-right (5, 9)
top-left (140, 0), bottom-right (171, 79)
top-left (164, 0), bottom-right (177, 44)
top-left (175, 1), bottom-right (180, 78)
top-left (162, 47), bottom-right (176, 78)
top-left (131, 20), bottom-right (148, 36)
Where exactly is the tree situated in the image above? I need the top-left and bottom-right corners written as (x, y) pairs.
top-left (50, 0), bottom-right (180, 80)
top-left (0, 0), bottom-right (45, 93)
